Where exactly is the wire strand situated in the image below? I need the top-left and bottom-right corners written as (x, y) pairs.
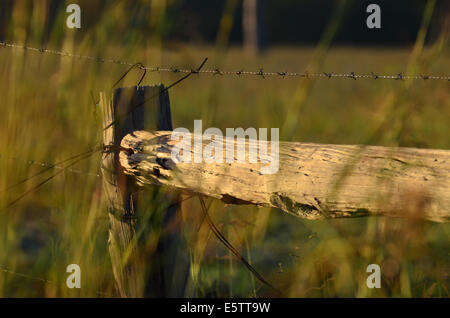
top-left (1, 41), bottom-right (448, 82)
top-left (1, 147), bottom-right (101, 193)
top-left (0, 266), bottom-right (114, 297)
top-left (198, 195), bottom-right (283, 296)
top-left (3, 146), bottom-right (102, 209)
top-left (1, 155), bottom-right (100, 178)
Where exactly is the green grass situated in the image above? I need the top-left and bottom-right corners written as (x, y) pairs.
top-left (0, 1), bottom-right (449, 297)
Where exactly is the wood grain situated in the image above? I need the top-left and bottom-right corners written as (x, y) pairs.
top-left (120, 130), bottom-right (450, 223)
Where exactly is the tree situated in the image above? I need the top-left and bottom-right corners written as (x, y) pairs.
top-left (242, 0), bottom-right (265, 54)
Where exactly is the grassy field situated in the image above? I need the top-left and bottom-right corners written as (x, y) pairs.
top-left (0, 1), bottom-right (449, 298)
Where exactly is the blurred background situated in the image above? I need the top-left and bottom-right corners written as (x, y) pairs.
top-left (0, 0), bottom-right (449, 297)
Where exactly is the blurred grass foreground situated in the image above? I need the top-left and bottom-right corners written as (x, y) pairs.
top-left (0, 0), bottom-right (449, 297)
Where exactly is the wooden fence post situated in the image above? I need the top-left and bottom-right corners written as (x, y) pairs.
top-left (100, 85), bottom-right (189, 297)
top-left (120, 131), bottom-right (450, 223)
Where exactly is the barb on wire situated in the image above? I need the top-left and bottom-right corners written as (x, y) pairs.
top-left (103, 57), bottom-right (208, 131)
top-left (257, 68), bottom-right (265, 79)
top-left (1, 41), bottom-right (448, 82)
top-left (213, 68), bottom-right (223, 76)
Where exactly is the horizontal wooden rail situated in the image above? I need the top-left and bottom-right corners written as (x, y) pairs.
top-left (119, 130), bottom-right (450, 223)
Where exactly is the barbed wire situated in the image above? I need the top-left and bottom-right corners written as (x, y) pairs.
top-left (0, 267), bottom-right (53, 284)
top-left (0, 266), bottom-right (113, 297)
top-left (1, 41), bottom-right (449, 82)
top-left (1, 155), bottom-right (100, 178)
top-left (1, 39), bottom-right (448, 297)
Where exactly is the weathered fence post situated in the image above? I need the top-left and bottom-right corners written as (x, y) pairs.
top-left (100, 85), bottom-right (188, 297)
top-left (120, 131), bottom-right (450, 223)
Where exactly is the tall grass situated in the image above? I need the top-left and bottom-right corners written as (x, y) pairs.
top-left (0, 0), bottom-right (449, 297)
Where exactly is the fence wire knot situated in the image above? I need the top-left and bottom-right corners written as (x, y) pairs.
top-left (258, 68), bottom-right (265, 79)
top-left (348, 72), bottom-right (356, 80)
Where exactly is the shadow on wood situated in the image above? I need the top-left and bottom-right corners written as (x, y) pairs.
top-left (100, 86), bottom-right (189, 297)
